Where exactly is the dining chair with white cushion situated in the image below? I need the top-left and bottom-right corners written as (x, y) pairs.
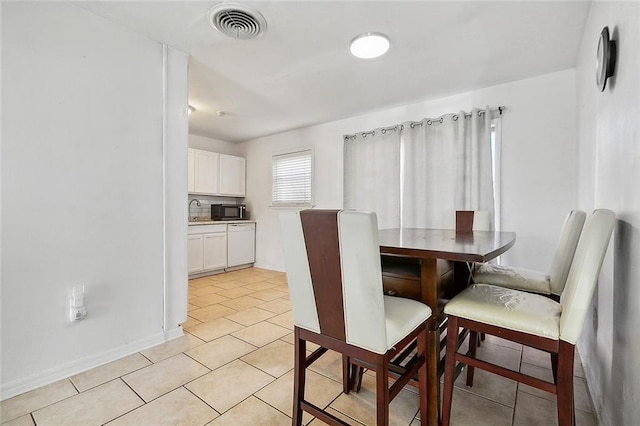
top-left (473, 209), bottom-right (586, 299)
top-left (279, 209), bottom-right (432, 425)
top-left (441, 209), bottom-right (615, 426)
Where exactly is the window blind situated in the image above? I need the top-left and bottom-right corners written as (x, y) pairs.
top-left (272, 150), bottom-right (312, 205)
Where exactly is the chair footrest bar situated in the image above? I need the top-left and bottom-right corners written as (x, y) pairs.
top-left (305, 347), bottom-right (328, 368)
top-left (389, 355), bottom-right (425, 400)
top-left (300, 400), bottom-right (350, 426)
top-left (456, 353), bottom-right (557, 394)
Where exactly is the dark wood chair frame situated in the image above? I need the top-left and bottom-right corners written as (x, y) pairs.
top-left (293, 321), bottom-right (428, 426)
top-left (441, 315), bottom-right (576, 426)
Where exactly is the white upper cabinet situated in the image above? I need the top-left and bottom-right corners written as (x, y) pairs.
top-left (188, 148), bottom-right (246, 197)
top-left (218, 154), bottom-right (246, 197)
top-left (194, 150), bottom-right (219, 194)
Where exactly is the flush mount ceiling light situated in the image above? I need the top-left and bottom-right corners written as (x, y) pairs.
top-left (350, 32), bottom-right (390, 59)
top-left (208, 2), bottom-right (267, 40)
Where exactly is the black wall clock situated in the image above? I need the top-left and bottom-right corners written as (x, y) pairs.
top-left (596, 26), bottom-right (616, 91)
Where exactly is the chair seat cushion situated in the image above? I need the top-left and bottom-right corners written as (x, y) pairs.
top-left (383, 296), bottom-right (432, 350)
top-left (444, 284), bottom-right (561, 339)
top-left (473, 264), bottom-right (551, 295)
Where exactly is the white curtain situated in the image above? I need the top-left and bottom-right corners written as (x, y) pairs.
top-left (345, 107), bottom-right (496, 230)
top-left (402, 107), bottom-right (495, 229)
top-left (455, 107), bottom-right (495, 228)
top-left (343, 126), bottom-right (401, 229)
top-left (401, 116), bottom-right (457, 228)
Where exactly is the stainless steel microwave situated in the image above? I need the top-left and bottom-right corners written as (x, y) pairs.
top-left (211, 204), bottom-right (246, 220)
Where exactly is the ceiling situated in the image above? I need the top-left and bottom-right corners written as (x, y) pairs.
top-left (78, 1), bottom-right (591, 143)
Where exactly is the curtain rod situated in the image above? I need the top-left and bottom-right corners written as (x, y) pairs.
top-left (343, 106), bottom-right (505, 141)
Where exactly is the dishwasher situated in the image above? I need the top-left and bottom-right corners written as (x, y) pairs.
top-left (227, 222), bottom-right (256, 268)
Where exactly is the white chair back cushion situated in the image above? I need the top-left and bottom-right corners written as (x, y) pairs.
top-left (560, 209), bottom-right (615, 344)
top-left (548, 210), bottom-right (586, 295)
top-left (338, 210), bottom-right (388, 354)
top-left (279, 211), bottom-right (320, 333)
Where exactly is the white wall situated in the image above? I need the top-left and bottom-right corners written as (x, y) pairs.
top-left (189, 134), bottom-right (238, 155)
top-left (1, 2), bottom-right (188, 398)
top-left (238, 70), bottom-right (578, 273)
top-left (575, 2), bottom-right (640, 424)
top-left (164, 47), bottom-right (190, 336)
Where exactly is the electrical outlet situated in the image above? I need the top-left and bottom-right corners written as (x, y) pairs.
top-left (71, 306), bottom-right (87, 321)
top-left (72, 285), bottom-right (85, 308)
top-left (70, 285), bottom-right (87, 322)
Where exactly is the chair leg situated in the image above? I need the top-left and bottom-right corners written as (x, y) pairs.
top-left (342, 354), bottom-right (351, 394)
top-left (417, 327), bottom-right (428, 426)
top-left (556, 340), bottom-right (575, 426)
top-left (441, 316), bottom-right (459, 426)
top-left (354, 366), bottom-right (365, 392)
top-left (375, 357), bottom-right (390, 425)
top-left (293, 328), bottom-right (306, 426)
top-left (466, 330), bottom-right (478, 386)
top-left (551, 353), bottom-right (559, 384)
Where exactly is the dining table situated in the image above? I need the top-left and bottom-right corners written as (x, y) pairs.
top-left (377, 227), bottom-right (516, 425)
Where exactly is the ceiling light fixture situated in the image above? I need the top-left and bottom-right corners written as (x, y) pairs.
top-left (350, 32), bottom-right (390, 59)
top-left (188, 105), bottom-right (195, 115)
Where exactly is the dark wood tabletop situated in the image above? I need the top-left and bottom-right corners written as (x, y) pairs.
top-left (378, 228), bottom-right (516, 262)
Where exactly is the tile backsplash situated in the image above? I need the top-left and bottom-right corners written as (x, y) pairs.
top-left (188, 196), bottom-right (241, 220)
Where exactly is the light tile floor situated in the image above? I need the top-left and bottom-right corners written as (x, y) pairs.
top-left (0, 267), bottom-right (598, 425)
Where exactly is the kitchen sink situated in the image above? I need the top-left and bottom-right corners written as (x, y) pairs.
top-left (189, 217), bottom-right (213, 223)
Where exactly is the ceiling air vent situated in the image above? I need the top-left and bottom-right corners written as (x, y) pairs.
top-left (207, 2), bottom-right (267, 40)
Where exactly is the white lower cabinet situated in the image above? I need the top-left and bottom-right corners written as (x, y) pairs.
top-left (188, 234), bottom-right (204, 273)
top-left (188, 224), bottom-right (227, 274)
top-left (203, 232), bottom-right (227, 271)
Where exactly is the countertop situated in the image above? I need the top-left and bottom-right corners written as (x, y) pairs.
top-left (188, 219), bottom-right (256, 226)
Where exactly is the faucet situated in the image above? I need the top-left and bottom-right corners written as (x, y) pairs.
top-left (188, 199), bottom-right (201, 221)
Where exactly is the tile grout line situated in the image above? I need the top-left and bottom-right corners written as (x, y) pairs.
top-left (14, 378), bottom-right (79, 424)
top-left (106, 377), bottom-right (150, 424)
top-left (182, 385), bottom-right (222, 419)
top-left (112, 357), bottom-right (216, 420)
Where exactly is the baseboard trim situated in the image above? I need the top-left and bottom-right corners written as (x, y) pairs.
top-left (224, 264), bottom-right (254, 272)
top-left (1, 331), bottom-right (168, 401)
top-left (188, 269), bottom-right (225, 279)
top-left (164, 326), bottom-right (184, 341)
top-left (578, 339), bottom-right (609, 426)
top-left (253, 262), bottom-right (284, 273)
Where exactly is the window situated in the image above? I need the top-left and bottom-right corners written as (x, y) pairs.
top-left (271, 149), bottom-right (313, 206)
